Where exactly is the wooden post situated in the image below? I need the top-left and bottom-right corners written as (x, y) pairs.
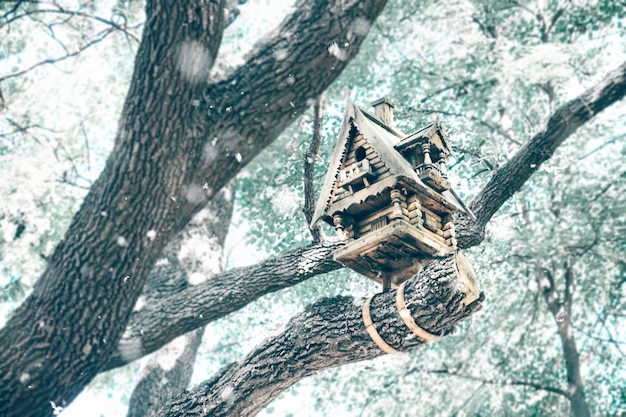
top-left (381, 271), bottom-right (392, 292)
top-left (439, 154), bottom-right (448, 178)
top-left (390, 189), bottom-right (404, 220)
top-left (421, 142), bottom-right (433, 165)
top-left (333, 214), bottom-right (346, 241)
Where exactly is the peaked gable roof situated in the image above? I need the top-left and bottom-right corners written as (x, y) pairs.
top-left (311, 99), bottom-right (472, 227)
top-left (396, 119), bottom-right (452, 155)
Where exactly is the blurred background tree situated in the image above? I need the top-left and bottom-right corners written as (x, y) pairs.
top-left (1, 0), bottom-right (624, 416)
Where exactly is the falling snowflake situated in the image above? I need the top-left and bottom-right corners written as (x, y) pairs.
top-left (328, 42), bottom-right (348, 61)
top-left (116, 236), bottom-right (128, 247)
top-left (177, 40), bottom-right (212, 84)
top-left (351, 17), bottom-right (372, 36)
top-left (50, 401), bottom-right (64, 416)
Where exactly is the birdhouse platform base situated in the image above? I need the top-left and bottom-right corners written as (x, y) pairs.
top-left (333, 218), bottom-right (452, 287)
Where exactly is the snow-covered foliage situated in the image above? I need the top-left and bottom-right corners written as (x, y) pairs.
top-left (1, 0), bottom-right (625, 416)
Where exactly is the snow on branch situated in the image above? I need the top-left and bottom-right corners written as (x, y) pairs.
top-left (156, 253), bottom-right (484, 417)
top-left (108, 62), bottom-right (626, 373)
top-left (107, 242), bottom-right (342, 370)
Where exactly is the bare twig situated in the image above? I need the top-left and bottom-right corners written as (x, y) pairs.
top-left (0, 27), bottom-right (117, 83)
top-left (303, 92), bottom-right (325, 242)
top-left (2, 118), bottom-right (60, 140)
top-left (425, 367), bottom-right (570, 398)
top-left (1, 7), bottom-right (141, 42)
top-left (80, 122), bottom-right (91, 173)
top-left (578, 135), bottom-right (623, 160)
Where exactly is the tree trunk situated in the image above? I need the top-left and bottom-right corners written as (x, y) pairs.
top-left (0, 2), bottom-right (227, 415)
top-left (127, 329), bottom-right (205, 417)
top-left (538, 258), bottom-right (591, 417)
top-left (0, 0), bottom-right (389, 415)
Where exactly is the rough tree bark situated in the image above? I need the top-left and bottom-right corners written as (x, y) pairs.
top-left (0, 2), bottom-right (227, 415)
top-left (102, 58), bottom-right (626, 374)
top-left (157, 253), bottom-right (484, 417)
top-left (0, 0), bottom-right (389, 415)
top-left (120, 60), bottom-right (626, 416)
top-left (108, 241), bottom-right (342, 370)
top-left (127, 182), bottom-right (235, 417)
top-left (1, 0), bottom-right (625, 415)
top-left (100, 58), bottom-right (626, 373)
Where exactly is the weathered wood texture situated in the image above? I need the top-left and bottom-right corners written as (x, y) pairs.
top-left (157, 253), bottom-right (483, 417)
top-left (0, 0), bottom-right (388, 415)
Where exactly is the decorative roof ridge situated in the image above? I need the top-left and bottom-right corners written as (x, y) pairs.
top-left (358, 106), bottom-right (405, 138)
top-left (309, 99), bottom-right (358, 227)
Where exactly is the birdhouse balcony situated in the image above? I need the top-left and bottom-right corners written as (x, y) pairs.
top-left (416, 163), bottom-right (450, 191)
top-left (338, 159), bottom-right (374, 191)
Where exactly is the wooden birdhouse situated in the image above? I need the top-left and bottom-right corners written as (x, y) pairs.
top-left (311, 98), bottom-right (473, 290)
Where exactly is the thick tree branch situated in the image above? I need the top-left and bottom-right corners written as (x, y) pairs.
top-left (107, 241), bottom-right (342, 370)
top-left (106, 61), bottom-right (626, 372)
top-left (179, 0), bottom-right (389, 220)
top-left (156, 253), bottom-right (484, 417)
top-left (456, 61), bottom-right (626, 248)
top-left (0, 27), bottom-right (118, 83)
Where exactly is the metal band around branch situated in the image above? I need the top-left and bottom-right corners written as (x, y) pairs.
top-left (362, 296), bottom-right (401, 355)
top-left (396, 281), bottom-right (442, 342)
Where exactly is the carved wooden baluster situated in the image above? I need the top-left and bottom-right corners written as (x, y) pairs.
top-left (421, 142), bottom-right (433, 165)
top-left (439, 154), bottom-right (448, 178)
top-left (390, 189), bottom-right (404, 220)
top-left (333, 214), bottom-right (346, 241)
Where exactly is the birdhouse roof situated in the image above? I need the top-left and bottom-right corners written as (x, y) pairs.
top-left (395, 119), bottom-right (453, 155)
top-left (311, 99), bottom-right (472, 227)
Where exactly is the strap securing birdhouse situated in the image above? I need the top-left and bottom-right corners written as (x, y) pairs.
top-left (362, 297), bottom-right (401, 355)
top-left (396, 281), bottom-right (442, 342)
